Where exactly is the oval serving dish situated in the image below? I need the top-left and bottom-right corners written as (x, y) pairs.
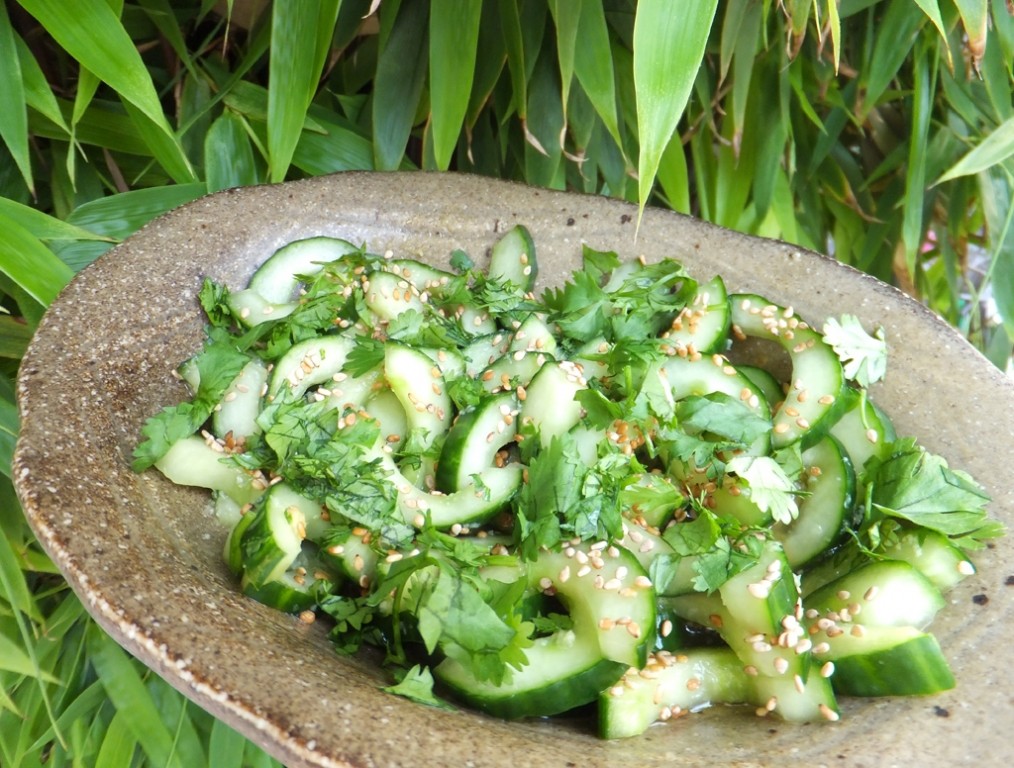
top-left (14, 172), bottom-right (1014, 767)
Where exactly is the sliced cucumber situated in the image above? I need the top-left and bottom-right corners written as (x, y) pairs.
top-left (519, 360), bottom-right (587, 446)
top-left (827, 387), bottom-right (896, 472)
top-left (663, 275), bottom-right (731, 355)
top-left (816, 625), bottom-right (955, 697)
top-left (599, 647), bottom-right (751, 739)
top-left (213, 358), bottom-right (268, 441)
top-left (805, 560), bottom-right (945, 630)
top-left (239, 490), bottom-right (307, 587)
top-left (487, 224), bottom-right (537, 292)
top-left (434, 392), bottom-right (519, 492)
top-left (154, 435), bottom-right (261, 506)
top-left (229, 237), bottom-right (360, 325)
top-left (773, 435), bottom-right (855, 568)
top-left (435, 543), bottom-right (652, 718)
top-left (878, 528), bottom-right (975, 592)
top-left (731, 294), bottom-right (846, 448)
top-left (269, 335), bottom-right (356, 399)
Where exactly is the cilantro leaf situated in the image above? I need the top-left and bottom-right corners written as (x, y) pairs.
top-left (866, 439), bottom-right (999, 548)
top-left (132, 334), bottom-right (249, 471)
top-left (675, 392), bottom-right (772, 446)
top-left (725, 455), bottom-right (799, 525)
top-left (822, 314), bottom-right (888, 387)
top-left (384, 665), bottom-right (456, 710)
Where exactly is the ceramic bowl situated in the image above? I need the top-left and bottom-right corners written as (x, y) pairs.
top-left (14, 172), bottom-right (1014, 767)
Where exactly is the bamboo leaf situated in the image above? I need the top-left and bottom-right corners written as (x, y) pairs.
top-left (17, 0), bottom-right (195, 181)
top-left (464, 0), bottom-right (507, 128)
top-left (14, 34), bottom-right (67, 132)
top-left (0, 214), bottom-right (74, 307)
top-left (936, 116), bottom-right (1014, 183)
top-left (267, 1), bottom-right (334, 182)
top-left (573, 0), bottom-right (623, 151)
top-left (429, 1), bottom-right (481, 170)
top-left (656, 134), bottom-right (690, 213)
top-left (372, 0), bottom-right (428, 170)
top-left (205, 112), bottom-right (259, 193)
top-left (548, 0), bottom-right (579, 128)
top-left (87, 624), bottom-right (185, 768)
top-left (0, 198), bottom-right (111, 241)
top-left (0, 5), bottom-right (33, 193)
top-left (953, 0), bottom-right (989, 70)
top-left (911, 0), bottom-right (954, 68)
top-left (64, 184), bottom-right (207, 240)
top-left (498, 0), bottom-right (527, 120)
top-left (120, 98), bottom-right (200, 185)
top-left (980, 165), bottom-right (1014, 338)
top-left (95, 710), bottom-right (138, 768)
top-left (0, 633), bottom-right (58, 681)
top-left (208, 718), bottom-right (248, 768)
top-left (0, 317), bottom-right (32, 359)
top-left (826, 0), bottom-right (842, 72)
top-left (858, 0), bottom-right (925, 120)
top-left (634, 0), bottom-right (719, 220)
top-left (901, 41), bottom-right (937, 274)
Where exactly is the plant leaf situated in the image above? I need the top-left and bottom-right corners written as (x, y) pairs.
top-left (17, 0), bottom-right (195, 182)
top-left (0, 5), bottom-right (33, 193)
top-left (936, 116), bottom-right (1014, 184)
top-left (372, 0), bottom-right (429, 170)
top-left (633, 0), bottom-right (719, 221)
top-left (0, 213), bottom-right (74, 307)
top-left (429, 0), bottom-right (481, 170)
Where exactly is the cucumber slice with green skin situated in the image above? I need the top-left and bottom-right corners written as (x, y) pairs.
top-left (229, 237), bottom-right (361, 325)
top-left (662, 275), bottom-right (731, 355)
top-left (774, 435), bottom-right (855, 568)
top-left (730, 294), bottom-right (846, 449)
top-left (878, 528), bottom-right (975, 592)
top-left (241, 569), bottom-right (320, 613)
top-left (318, 526), bottom-right (380, 586)
top-left (479, 350), bottom-right (549, 393)
top-left (266, 482), bottom-right (330, 541)
top-left (827, 387), bottom-right (896, 473)
top-left (154, 435), bottom-right (262, 506)
top-left (616, 520), bottom-right (700, 597)
top-left (519, 360), bottom-right (588, 446)
top-left (737, 364), bottom-right (784, 411)
top-left (815, 625), bottom-right (955, 697)
top-left (269, 335), bottom-right (356, 399)
top-left (363, 388), bottom-right (408, 446)
top-left (599, 647), bottom-right (753, 739)
top-left (213, 358), bottom-right (268, 441)
top-left (462, 333), bottom-right (510, 377)
top-left (238, 491), bottom-right (306, 588)
top-left (434, 392), bottom-right (519, 492)
top-left (379, 259), bottom-right (454, 295)
top-left (599, 645), bottom-right (840, 739)
top-left (487, 224), bottom-right (537, 292)
top-left (364, 269), bottom-right (427, 321)
top-left (805, 560), bottom-right (946, 630)
top-left (370, 443), bottom-right (522, 528)
top-left (508, 314), bottom-right (557, 357)
top-left (435, 543), bottom-right (653, 718)
top-left (224, 507), bottom-right (258, 575)
top-left (672, 542), bottom-right (809, 678)
top-left (384, 342), bottom-right (453, 453)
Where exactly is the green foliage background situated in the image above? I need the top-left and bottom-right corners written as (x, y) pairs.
top-left (0, 0), bottom-right (1011, 765)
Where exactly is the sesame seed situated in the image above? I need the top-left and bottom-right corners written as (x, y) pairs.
top-left (820, 661), bottom-right (835, 678)
top-left (819, 703), bottom-right (840, 722)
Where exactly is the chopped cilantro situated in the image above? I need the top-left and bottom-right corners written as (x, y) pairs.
top-left (822, 314), bottom-right (888, 387)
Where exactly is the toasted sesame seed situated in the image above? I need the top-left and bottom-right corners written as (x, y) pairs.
top-left (819, 703), bottom-right (840, 721)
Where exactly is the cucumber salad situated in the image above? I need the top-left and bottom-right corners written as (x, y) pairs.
top-left (133, 226), bottom-right (1003, 738)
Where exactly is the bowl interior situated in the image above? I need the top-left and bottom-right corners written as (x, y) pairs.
top-left (14, 172), bottom-right (1014, 768)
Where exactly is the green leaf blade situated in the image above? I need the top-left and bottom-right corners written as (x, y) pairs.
top-left (428, 1), bottom-right (482, 170)
top-left (633, 0), bottom-right (720, 220)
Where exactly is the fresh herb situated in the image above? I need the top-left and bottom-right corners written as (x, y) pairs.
top-left (822, 315), bottom-right (888, 387)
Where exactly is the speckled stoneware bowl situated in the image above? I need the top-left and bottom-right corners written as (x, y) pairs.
top-left (14, 172), bottom-right (1014, 767)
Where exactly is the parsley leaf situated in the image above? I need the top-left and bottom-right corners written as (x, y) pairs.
top-left (822, 315), bottom-right (888, 387)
